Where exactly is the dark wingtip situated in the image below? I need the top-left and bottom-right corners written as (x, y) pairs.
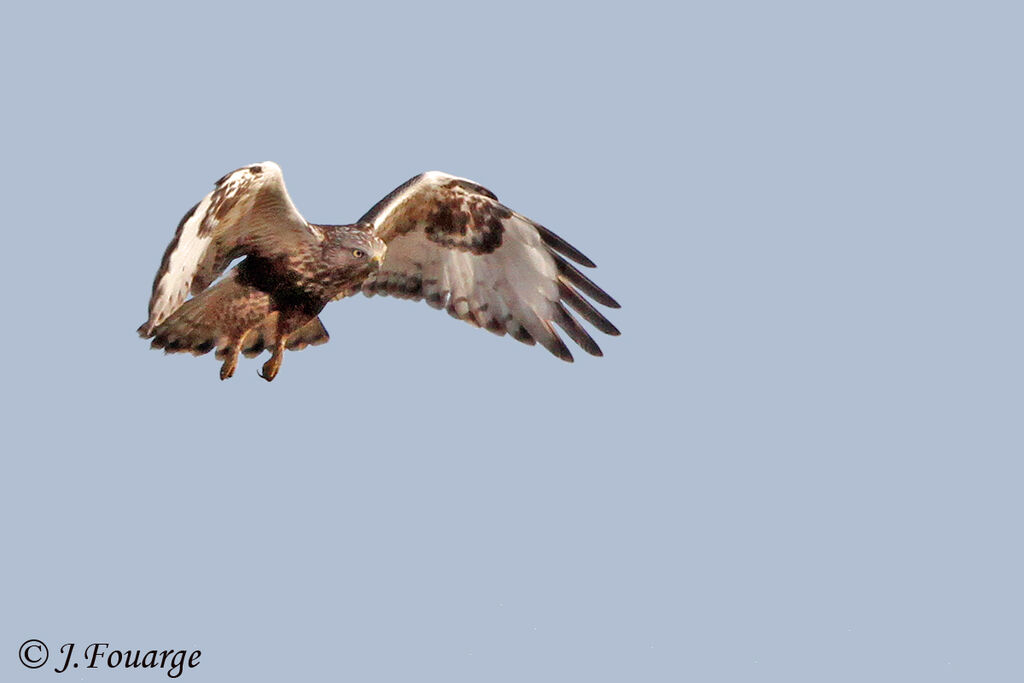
top-left (535, 224), bottom-right (597, 268)
top-left (552, 350), bottom-right (577, 366)
top-left (509, 323), bottom-right (536, 345)
top-left (553, 254), bottom-right (620, 309)
top-left (558, 281), bottom-right (620, 337)
top-left (554, 304), bottom-right (605, 356)
top-left (540, 324), bottom-right (575, 362)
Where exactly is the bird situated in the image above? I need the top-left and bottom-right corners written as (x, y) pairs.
top-left (138, 162), bottom-right (620, 381)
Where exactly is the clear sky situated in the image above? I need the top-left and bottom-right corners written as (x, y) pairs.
top-left (2, 1), bottom-right (1020, 681)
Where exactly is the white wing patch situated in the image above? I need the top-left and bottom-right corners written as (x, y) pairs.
top-left (140, 194), bottom-right (214, 336)
top-left (139, 162), bottom-right (314, 337)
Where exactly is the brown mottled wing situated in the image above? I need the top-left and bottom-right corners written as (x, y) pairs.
top-left (138, 161), bottom-right (320, 337)
top-left (146, 271), bottom-right (330, 359)
top-left (351, 171), bottom-right (620, 361)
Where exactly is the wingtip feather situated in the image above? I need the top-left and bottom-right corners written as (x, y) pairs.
top-left (554, 304), bottom-right (604, 357)
top-left (553, 254), bottom-right (620, 308)
top-left (535, 223), bottom-right (598, 268)
top-left (558, 281), bottom-right (620, 336)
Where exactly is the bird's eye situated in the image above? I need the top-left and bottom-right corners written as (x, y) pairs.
top-left (352, 249), bottom-right (365, 258)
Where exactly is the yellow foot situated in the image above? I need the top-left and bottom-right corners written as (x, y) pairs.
top-left (258, 354), bottom-right (282, 382)
top-left (220, 353), bottom-right (238, 381)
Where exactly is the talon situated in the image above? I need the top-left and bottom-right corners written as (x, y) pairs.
top-left (220, 350), bottom-right (238, 380)
top-left (258, 334), bottom-right (287, 382)
top-left (259, 355), bottom-right (281, 382)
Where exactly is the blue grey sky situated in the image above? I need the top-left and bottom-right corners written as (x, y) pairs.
top-left (2, 1), bottom-right (1020, 681)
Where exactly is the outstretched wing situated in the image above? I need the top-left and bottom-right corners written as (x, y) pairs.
top-left (352, 171), bottom-right (620, 361)
top-left (138, 161), bottom-right (320, 337)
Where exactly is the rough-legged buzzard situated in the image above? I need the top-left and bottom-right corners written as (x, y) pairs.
top-left (138, 162), bottom-right (619, 380)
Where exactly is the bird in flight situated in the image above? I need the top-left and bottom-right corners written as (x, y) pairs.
top-left (138, 162), bottom-right (620, 381)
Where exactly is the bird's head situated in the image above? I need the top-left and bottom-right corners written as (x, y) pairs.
top-left (321, 223), bottom-right (387, 274)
